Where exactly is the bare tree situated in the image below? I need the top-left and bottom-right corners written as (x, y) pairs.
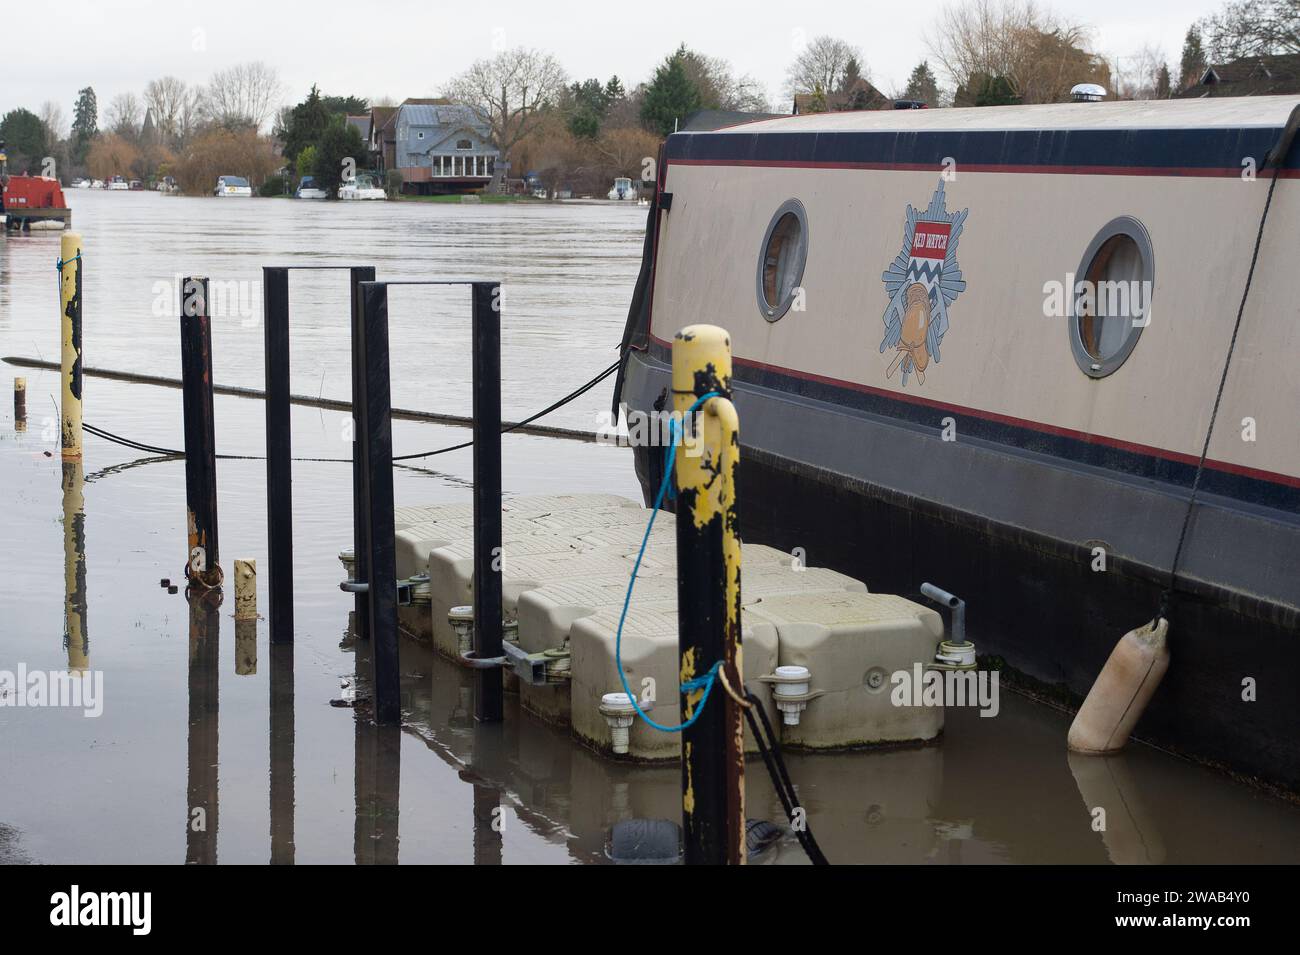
top-left (1201, 0), bottom-right (1300, 60)
top-left (1113, 45), bottom-right (1169, 100)
top-left (39, 101), bottom-right (67, 140)
top-left (206, 61), bottom-right (283, 130)
top-left (443, 48), bottom-right (567, 156)
top-left (928, 0), bottom-right (1109, 104)
top-left (143, 76), bottom-right (191, 144)
top-left (681, 51), bottom-right (772, 112)
top-left (106, 92), bottom-right (143, 139)
top-left (785, 36), bottom-right (865, 96)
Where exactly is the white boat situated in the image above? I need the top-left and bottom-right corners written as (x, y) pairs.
top-left (90, 179), bottom-right (104, 189)
top-left (295, 175), bottom-right (327, 200)
top-left (608, 177), bottom-right (638, 200)
top-left (71, 178), bottom-right (91, 189)
top-left (337, 173), bottom-right (385, 201)
top-left (214, 175), bottom-right (253, 198)
top-left (107, 176), bottom-right (129, 191)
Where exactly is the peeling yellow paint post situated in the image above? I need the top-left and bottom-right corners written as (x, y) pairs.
top-left (58, 232), bottom-right (84, 460)
top-left (234, 559), bottom-right (258, 675)
top-left (672, 323), bottom-right (745, 865)
top-left (62, 460), bottom-right (89, 671)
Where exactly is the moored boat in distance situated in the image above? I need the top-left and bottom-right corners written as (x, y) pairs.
top-left (214, 175), bottom-right (253, 197)
top-left (608, 176), bottom-right (638, 200)
top-left (107, 175), bottom-right (129, 191)
top-left (337, 172), bottom-right (385, 200)
top-left (295, 175), bottom-right (327, 199)
top-left (615, 94), bottom-right (1300, 793)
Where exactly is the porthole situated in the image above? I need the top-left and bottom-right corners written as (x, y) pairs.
top-left (756, 199), bottom-right (808, 322)
top-left (1069, 216), bottom-right (1154, 378)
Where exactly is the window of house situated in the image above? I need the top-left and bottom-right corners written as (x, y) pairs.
top-left (756, 200), bottom-right (809, 322)
top-left (457, 139), bottom-right (472, 150)
top-left (417, 131), bottom-right (424, 139)
top-left (1069, 216), bottom-right (1154, 378)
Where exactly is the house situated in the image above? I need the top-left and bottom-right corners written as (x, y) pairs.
top-left (792, 76), bottom-right (891, 114)
top-left (368, 105), bottom-right (400, 172)
top-left (346, 113), bottom-right (371, 146)
top-left (1176, 53), bottom-right (1300, 98)
top-left (392, 101), bottom-right (499, 195)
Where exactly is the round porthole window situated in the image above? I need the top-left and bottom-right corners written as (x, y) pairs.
top-left (756, 199), bottom-right (808, 322)
top-left (1069, 216), bottom-right (1154, 378)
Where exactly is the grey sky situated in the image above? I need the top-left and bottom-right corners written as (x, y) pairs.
top-left (5, 0), bottom-right (1228, 126)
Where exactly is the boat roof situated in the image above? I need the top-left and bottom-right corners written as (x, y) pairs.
top-left (714, 95), bottom-right (1300, 135)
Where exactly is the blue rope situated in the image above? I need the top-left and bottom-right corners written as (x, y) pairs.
top-left (614, 391), bottom-right (724, 733)
top-left (56, 251), bottom-right (82, 272)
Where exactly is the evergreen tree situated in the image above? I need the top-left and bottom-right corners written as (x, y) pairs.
top-left (0, 108), bottom-right (49, 171)
top-left (604, 75), bottom-right (626, 102)
top-left (839, 56), bottom-right (863, 94)
top-left (1180, 27), bottom-right (1207, 88)
top-left (904, 61), bottom-right (940, 106)
top-left (1156, 65), bottom-right (1172, 98)
top-left (281, 85), bottom-right (333, 164)
top-left (71, 87), bottom-right (97, 164)
top-left (312, 121), bottom-right (365, 199)
top-left (640, 45), bottom-right (702, 137)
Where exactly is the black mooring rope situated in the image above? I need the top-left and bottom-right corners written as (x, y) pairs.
top-left (743, 690), bottom-right (830, 865)
top-left (1159, 105), bottom-right (1300, 623)
top-left (79, 359), bottom-right (621, 465)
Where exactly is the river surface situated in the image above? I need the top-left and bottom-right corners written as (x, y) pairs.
top-left (1, 190), bottom-right (1298, 864)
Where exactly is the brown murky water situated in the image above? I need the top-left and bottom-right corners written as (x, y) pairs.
top-left (2, 191), bottom-right (1298, 864)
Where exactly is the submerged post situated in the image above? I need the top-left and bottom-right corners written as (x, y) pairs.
top-left (262, 267), bottom-right (293, 642)
top-left (180, 276), bottom-right (222, 589)
top-left (471, 281), bottom-right (503, 723)
top-left (58, 232), bottom-right (84, 459)
top-left (349, 266), bottom-right (376, 638)
top-left (672, 324), bottom-right (745, 866)
top-left (357, 281), bottom-right (400, 724)
top-left (14, 376), bottom-right (27, 431)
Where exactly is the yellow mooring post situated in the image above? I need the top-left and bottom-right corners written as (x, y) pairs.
top-left (62, 459), bottom-right (89, 671)
top-left (671, 324), bottom-right (745, 865)
top-left (58, 232), bottom-right (84, 460)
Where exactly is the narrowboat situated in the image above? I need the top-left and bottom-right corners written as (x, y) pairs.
top-left (614, 95), bottom-right (1300, 792)
top-left (1, 174), bottom-right (71, 231)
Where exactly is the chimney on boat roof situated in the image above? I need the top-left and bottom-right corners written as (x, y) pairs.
top-left (1070, 83), bottom-right (1106, 102)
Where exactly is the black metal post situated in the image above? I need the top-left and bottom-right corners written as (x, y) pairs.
top-left (262, 267), bottom-right (292, 642)
top-left (180, 276), bottom-right (221, 588)
top-left (185, 590), bottom-right (221, 864)
top-left (471, 282), bottom-right (503, 723)
top-left (358, 282), bottom-right (400, 725)
top-left (268, 643), bottom-right (294, 864)
top-left (349, 266), bottom-right (376, 638)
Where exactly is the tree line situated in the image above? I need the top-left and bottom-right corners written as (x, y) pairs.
top-left (2, 0), bottom-right (1294, 195)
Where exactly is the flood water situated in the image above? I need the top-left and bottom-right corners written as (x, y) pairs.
top-left (2, 190), bottom-right (1298, 864)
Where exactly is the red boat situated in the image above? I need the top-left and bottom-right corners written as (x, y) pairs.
top-left (1, 174), bottom-right (72, 231)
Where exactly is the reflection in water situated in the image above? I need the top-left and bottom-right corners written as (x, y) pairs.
top-left (1068, 752), bottom-right (1166, 864)
top-left (269, 644), bottom-right (295, 865)
top-left (61, 462), bottom-right (88, 671)
top-left (467, 774), bottom-right (503, 865)
top-left (352, 629), bottom-right (400, 864)
top-left (236, 618), bottom-right (257, 676)
top-left (186, 591), bottom-right (221, 864)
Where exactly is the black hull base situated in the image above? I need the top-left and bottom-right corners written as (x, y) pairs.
top-left (631, 439), bottom-right (1300, 797)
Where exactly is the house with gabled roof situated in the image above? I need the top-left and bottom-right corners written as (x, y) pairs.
top-left (1176, 53), bottom-right (1300, 98)
top-left (392, 101), bottom-right (499, 194)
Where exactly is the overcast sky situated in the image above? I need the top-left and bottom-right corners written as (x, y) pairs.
top-left (5, 0), bottom-right (1229, 127)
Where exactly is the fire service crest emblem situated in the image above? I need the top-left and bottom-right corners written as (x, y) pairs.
top-left (880, 180), bottom-right (968, 386)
